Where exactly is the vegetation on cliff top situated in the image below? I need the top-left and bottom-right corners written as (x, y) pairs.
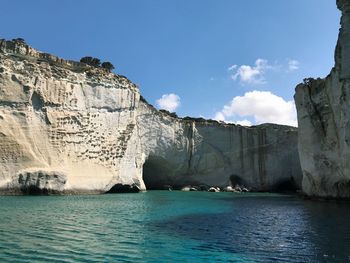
top-left (80, 56), bottom-right (115, 72)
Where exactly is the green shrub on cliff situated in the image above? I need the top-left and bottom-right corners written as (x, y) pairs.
top-left (12, 38), bottom-right (26, 44)
top-left (160, 109), bottom-right (178, 118)
top-left (80, 56), bottom-right (101, 67)
top-left (101, 61), bottom-right (115, 72)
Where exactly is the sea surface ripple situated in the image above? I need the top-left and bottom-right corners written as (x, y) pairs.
top-left (0, 192), bottom-right (349, 262)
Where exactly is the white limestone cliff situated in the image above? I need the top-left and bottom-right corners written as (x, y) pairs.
top-left (0, 39), bottom-right (302, 194)
top-left (138, 101), bottom-right (301, 191)
top-left (0, 39), bottom-right (145, 194)
top-left (294, 0), bottom-right (350, 198)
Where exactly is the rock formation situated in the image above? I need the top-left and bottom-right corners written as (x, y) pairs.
top-left (0, 39), bottom-right (144, 194)
top-left (0, 38), bottom-right (302, 194)
top-left (294, 0), bottom-right (350, 198)
top-left (138, 101), bottom-right (301, 191)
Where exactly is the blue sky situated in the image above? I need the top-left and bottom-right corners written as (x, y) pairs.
top-left (0, 0), bottom-right (340, 126)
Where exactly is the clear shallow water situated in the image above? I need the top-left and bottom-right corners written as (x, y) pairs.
top-left (0, 192), bottom-right (349, 263)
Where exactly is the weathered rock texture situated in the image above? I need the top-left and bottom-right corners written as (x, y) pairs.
top-left (0, 39), bottom-right (302, 194)
top-left (0, 39), bottom-right (144, 194)
top-left (138, 102), bottom-right (301, 191)
top-left (294, 0), bottom-right (350, 198)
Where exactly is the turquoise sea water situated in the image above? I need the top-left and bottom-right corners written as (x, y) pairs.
top-left (0, 192), bottom-right (349, 263)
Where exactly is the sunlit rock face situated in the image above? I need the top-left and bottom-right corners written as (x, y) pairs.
top-left (294, 0), bottom-right (350, 198)
top-left (138, 102), bottom-right (302, 191)
top-left (0, 39), bottom-right (302, 194)
top-left (0, 39), bottom-right (145, 194)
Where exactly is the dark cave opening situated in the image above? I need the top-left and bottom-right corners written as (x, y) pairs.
top-left (31, 91), bottom-right (44, 111)
top-left (273, 177), bottom-right (299, 193)
top-left (142, 155), bottom-right (175, 190)
top-left (20, 185), bottom-right (49, 195)
top-left (230, 174), bottom-right (245, 186)
top-left (106, 183), bottom-right (140, 193)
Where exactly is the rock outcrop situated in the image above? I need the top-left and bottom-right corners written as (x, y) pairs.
top-left (294, 0), bottom-right (350, 198)
top-left (0, 39), bottom-right (145, 194)
top-left (0, 38), bottom-right (302, 194)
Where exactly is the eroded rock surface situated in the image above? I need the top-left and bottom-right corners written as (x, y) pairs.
top-left (138, 102), bottom-right (302, 191)
top-left (294, 0), bottom-right (350, 198)
top-left (0, 39), bottom-right (145, 194)
top-left (0, 39), bottom-right (302, 194)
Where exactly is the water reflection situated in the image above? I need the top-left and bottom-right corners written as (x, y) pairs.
top-left (151, 195), bottom-right (350, 262)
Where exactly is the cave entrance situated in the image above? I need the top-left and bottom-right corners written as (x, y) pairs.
top-left (142, 155), bottom-right (174, 190)
top-left (273, 177), bottom-right (298, 193)
top-left (31, 91), bottom-right (44, 111)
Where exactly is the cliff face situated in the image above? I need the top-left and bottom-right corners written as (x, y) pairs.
top-left (0, 39), bottom-right (302, 194)
top-left (294, 0), bottom-right (350, 198)
top-left (138, 101), bottom-right (301, 191)
top-left (0, 39), bottom-right (145, 194)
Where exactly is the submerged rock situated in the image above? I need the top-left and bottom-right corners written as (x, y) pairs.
top-left (294, 0), bottom-right (350, 198)
top-left (208, 187), bottom-right (220, 192)
top-left (181, 186), bottom-right (191, 192)
top-left (224, 186), bottom-right (235, 192)
top-left (242, 187), bottom-right (249, 192)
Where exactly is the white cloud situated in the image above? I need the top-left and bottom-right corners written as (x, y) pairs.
top-left (156, 93), bottom-right (181, 112)
top-left (214, 90), bottom-right (297, 127)
top-left (214, 112), bottom-right (226, 122)
top-left (231, 59), bottom-right (271, 84)
top-left (288, 59), bottom-right (299, 71)
top-left (236, 119), bottom-right (252, 126)
top-left (227, 64), bottom-right (237, 71)
top-left (213, 113), bottom-right (252, 126)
